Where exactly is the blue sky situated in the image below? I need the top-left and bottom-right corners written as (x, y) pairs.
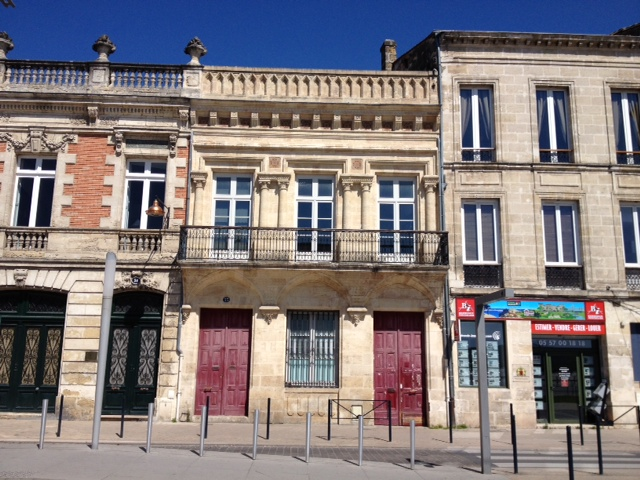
top-left (1, 1), bottom-right (637, 69)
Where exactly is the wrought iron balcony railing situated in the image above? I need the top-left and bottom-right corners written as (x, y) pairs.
top-left (626, 268), bottom-right (640, 291)
top-left (178, 226), bottom-right (448, 267)
top-left (540, 149), bottom-right (574, 163)
top-left (545, 266), bottom-right (585, 289)
top-left (617, 151), bottom-right (640, 165)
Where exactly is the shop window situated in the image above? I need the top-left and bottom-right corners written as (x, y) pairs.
top-left (12, 158), bottom-right (56, 227)
top-left (536, 89), bottom-right (573, 163)
top-left (611, 92), bottom-right (640, 165)
top-left (460, 87), bottom-right (495, 161)
top-left (632, 323), bottom-right (640, 382)
top-left (286, 311), bottom-right (338, 388)
top-left (462, 200), bottom-right (502, 287)
top-left (124, 160), bottom-right (166, 229)
top-left (458, 321), bottom-right (507, 388)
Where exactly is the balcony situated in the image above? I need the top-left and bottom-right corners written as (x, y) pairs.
top-left (463, 264), bottom-right (503, 288)
top-left (626, 268), bottom-right (640, 291)
top-left (178, 226), bottom-right (448, 269)
top-left (617, 151), bottom-right (640, 165)
top-left (2, 227), bottom-right (178, 261)
top-left (545, 266), bottom-right (584, 290)
top-left (461, 148), bottom-right (495, 162)
top-left (540, 149), bottom-right (573, 164)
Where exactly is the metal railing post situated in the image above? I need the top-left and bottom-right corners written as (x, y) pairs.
top-left (204, 396), bottom-right (210, 439)
top-left (38, 398), bottom-right (48, 449)
top-left (358, 415), bottom-right (364, 467)
top-left (252, 409), bottom-right (260, 460)
top-left (387, 400), bottom-right (392, 442)
top-left (327, 399), bottom-right (332, 441)
top-left (510, 404), bottom-right (518, 474)
top-left (56, 394), bottom-right (64, 438)
top-left (578, 404), bottom-right (584, 446)
top-left (266, 398), bottom-right (271, 440)
top-left (567, 426), bottom-right (574, 480)
top-left (145, 402), bottom-right (154, 454)
top-left (119, 396), bottom-right (125, 438)
top-left (596, 414), bottom-right (603, 475)
top-left (305, 412), bottom-right (311, 463)
top-left (410, 419), bottom-right (415, 470)
top-left (199, 405), bottom-right (207, 457)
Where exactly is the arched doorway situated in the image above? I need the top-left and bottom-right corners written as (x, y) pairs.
top-left (0, 291), bottom-right (66, 412)
top-left (102, 292), bottom-right (163, 415)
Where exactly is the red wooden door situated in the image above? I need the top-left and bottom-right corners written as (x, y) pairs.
top-left (196, 309), bottom-right (251, 416)
top-left (374, 312), bottom-right (425, 426)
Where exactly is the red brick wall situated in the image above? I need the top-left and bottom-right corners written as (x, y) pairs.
top-left (64, 135), bottom-right (115, 228)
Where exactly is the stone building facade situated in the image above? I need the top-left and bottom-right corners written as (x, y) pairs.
top-left (395, 27), bottom-right (640, 427)
top-left (0, 33), bottom-right (450, 425)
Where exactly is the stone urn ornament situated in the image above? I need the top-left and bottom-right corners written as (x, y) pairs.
top-left (0, 32), bottom-right (14, 60)
top-left (184, 37), bottom-right (207, 66)
top-left (92, 35), bottom-right (116, 62)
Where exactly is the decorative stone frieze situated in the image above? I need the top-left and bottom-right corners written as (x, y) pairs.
top-left (0, 131), bottom-right (76, 152)
top-left (259, 305), bottom-right (280, 325)
top-left (346, 307), bottom-right (367, 327)
top-left (169, 134), bottom-right (177, 157)
top-left (13, 269), bottom-right (27, 287)
top-left (115, 270), bottom-right (159, 290)
top-left (87, 106), bottom-right (98, 126)
top-left (181, 304), bottom-right (192, 325)
top-left (190, 170), bottom-right (207, 189)
top-left (113, 131), bottom-right (123, 156)
top-left (256, 173), bottom-right (291, 191)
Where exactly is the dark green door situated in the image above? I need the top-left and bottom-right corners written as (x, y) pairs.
top-left (102, 292), bottom-right (163, 415)
top-left (0, 292), bottom-right (66, 412)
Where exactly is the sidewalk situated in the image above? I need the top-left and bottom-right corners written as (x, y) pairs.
top-left (0, 416), bottom-right (639, 479)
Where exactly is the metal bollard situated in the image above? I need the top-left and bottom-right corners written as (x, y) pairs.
top-left (146, 402), bottom-right (154, 454)
top-left (410, 420), bottom-right (415, 470)
top-left (566, 426), bottom-right (574, 480)
top-left (119, 396), bottom-right (125, 439)
top-left (56, 395), bottom-right (64, 438)
top-left (327, 399), bottom-right (332, 441)
top-left (358, 415), bottom-right (364, 466)
top-left (305, 412), bottom-right (311, 463)
top-left (577, 404), bottom-right (584, 446)
top-left (266, 398), bottom-right (271, 440)
top-left (595, 415), bottom-right (603, 475)
top-left (38, 399), bottom-right (48, 450)
top-left (510, 407), bottom-right (518, 474)
top-left (205, 396), bottom-right (210, 439)
top-left (252, 409), bottom-right (260, 460)
top-left (199, 405), bottom-right (207, 457)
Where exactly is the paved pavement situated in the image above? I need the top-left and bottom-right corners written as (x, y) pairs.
top-left (0, 415), bottom-right (639, 479)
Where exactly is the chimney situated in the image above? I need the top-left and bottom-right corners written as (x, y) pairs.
top-left (380, 39), bottom-right (397, 71)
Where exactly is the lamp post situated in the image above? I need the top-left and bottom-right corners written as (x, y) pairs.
top-left (145, 198), bottom-right (170, 229)
top-left (474, 288), bottom-right (514, 475)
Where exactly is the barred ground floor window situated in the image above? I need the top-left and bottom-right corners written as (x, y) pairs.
top-left (286, 310), bottom-right (338, 388)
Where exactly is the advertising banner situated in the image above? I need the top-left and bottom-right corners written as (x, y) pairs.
top-left (455, 299), bottom-right (606, 323)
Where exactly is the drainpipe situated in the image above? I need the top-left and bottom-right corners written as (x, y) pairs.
top-left (175, 127), bottom-right (194, 421)
top-left (436, 32), bottom-right (456, 428)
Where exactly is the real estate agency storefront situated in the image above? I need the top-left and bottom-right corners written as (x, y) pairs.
top-left (455, 297), bottom-right (607, 425)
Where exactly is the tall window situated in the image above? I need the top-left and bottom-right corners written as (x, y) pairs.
top-left (631, 323), bottom-right (640, 382)
top-left (612, 92), bottom-right (640, 164)
top-left (296, 178), bottom-right (334, 260)
top-left (124, 160), bottom-right (166, 229)
top-left (462, 201), bottom-right (500, 263)
top-left (212, 175), bottom-right (252, 255)
top-left (379, 179), bottom-right (415, 260)
top-left (621, 205), bottom-right (640, 266)
top-left (537, 89), bottom-right (573, 163)
top-left (12, 158), bottom-right (56, 227)
top-left (462, 201), bottom-right (502, 287)
top-left (286, 311), bottom-right (338, 388)
top-left (460, 88), bottom-right (495, 161)
top-left (542, 203), bottom-right (580, 264)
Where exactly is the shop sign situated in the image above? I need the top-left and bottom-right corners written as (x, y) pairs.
top-left (456, 298), bottom-right (476, 319)
top-left (531, 322), bottom-right (606, 335)
top-left (455, 298), bottom-right (606, 323)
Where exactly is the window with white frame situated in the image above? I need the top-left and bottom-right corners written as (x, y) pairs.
top-left (536, 89), bottom-right (573, 163)
top-left (286, 311), bottom-right (338, 388)
top-left (612, 92), bottom-right (640, 164)
top-left (460, 87), bottom-right (495, 161)
top-left (296, 178), bottom-right (334, 259)
top-left (212, 175), bottom-right (252, 255)
top-left (462, 201), bottom-right (500, 263)
top-left (621, 205), bottom-right (640, 266)
top-left (124, 160), bottom-right (166, 229)
top-left (542, 203), bottom-right (581, 265)
top-left (12, 158), bottom-right (56, 227)
top-left (378, 179), bottom-right (416, 260)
